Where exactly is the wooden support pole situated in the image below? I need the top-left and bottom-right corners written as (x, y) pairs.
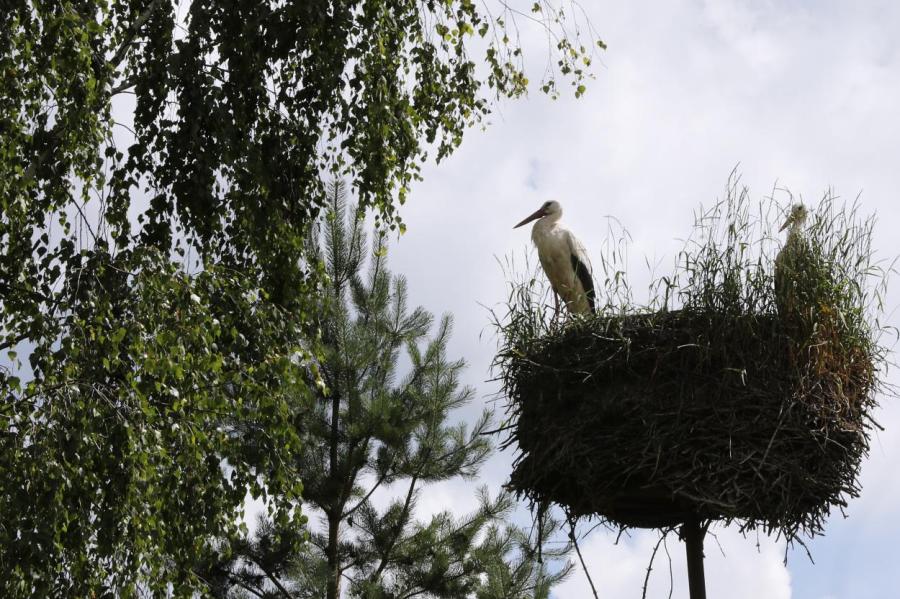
top-left (683, 518), bottom-right (707, 599)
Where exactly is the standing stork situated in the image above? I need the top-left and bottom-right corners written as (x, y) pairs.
top-left (774, 203), bottom-right (809, 316)
top-left (514, 201), bottom-right (596, 315)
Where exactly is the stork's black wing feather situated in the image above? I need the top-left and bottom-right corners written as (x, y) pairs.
top-left (571, 254), bottom-right (596, 313)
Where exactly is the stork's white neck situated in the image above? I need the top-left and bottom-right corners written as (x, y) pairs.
top-left (531, 213), bottom-right (561, 241)
top-left (788, 219), bottom-right (806, 238)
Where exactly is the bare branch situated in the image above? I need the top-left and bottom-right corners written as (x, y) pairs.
top-left (567, 515), bottom-right (599, 599)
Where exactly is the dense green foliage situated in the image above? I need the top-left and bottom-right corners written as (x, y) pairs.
top-left (2, 250), bottom-right (310, 595)
top-left (204, 184), bottom-right (572, 599)
top-left (1, 1), bottom-right (599, 594)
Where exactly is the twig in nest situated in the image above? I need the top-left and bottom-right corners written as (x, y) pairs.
top-left (567, 513), bottom-right (599, 599)
top-left (641, 532), bottom-right (666, 599)
top-left (663, 534), bottom-right (674, 599)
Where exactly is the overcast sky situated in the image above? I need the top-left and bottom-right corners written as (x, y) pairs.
top-left (381, 2), bottom-right (900, 597)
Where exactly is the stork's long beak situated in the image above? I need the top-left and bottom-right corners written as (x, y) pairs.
top-left (779, 216), bottom-right (791, 232)
top-left (513, 208), bottom-right (546, 229)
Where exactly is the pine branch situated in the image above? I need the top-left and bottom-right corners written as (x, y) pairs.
top-left (341, 470), bottom-right (390, 520)
top-left (337, 435), bottom-right (372, 513)
top-left (370, 468), bottom-right (422, 582)
top-left (230, 577), bottom-right (268, 599)
top-left (258, 568), bottom-right (294, 599)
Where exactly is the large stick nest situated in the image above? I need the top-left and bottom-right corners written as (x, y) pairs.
top-left (503, 309), bottom-right (874, 538)
top-left (496, 182), bottom-right (889, 543)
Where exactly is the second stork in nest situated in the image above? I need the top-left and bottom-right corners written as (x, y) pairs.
top-left (775, 203), bottom-right (810, 317)
top-left (515, 201), bottom-right (596, 316)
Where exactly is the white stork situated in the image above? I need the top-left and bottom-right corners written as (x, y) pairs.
top-left (514, 200), bottom-right (596, 315)
top-left (774, 203), bottom-right (809, 316)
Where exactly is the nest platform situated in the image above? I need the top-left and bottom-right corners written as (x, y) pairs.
top-left (503, 309), bottom-right (875, 539)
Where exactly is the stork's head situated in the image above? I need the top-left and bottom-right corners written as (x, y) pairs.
top-left (513, 200), bottom-right (562, 228)
top-left (779, 204), bottom-right (809, 232)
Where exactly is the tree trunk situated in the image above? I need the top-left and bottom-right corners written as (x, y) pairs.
top-left (327, 377), bottom-right (342, 599)
top-left (327, 511), bottom-right (341, 599)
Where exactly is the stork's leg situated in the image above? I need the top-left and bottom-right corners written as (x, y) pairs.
top-left (553, 292), bottom-right (561, 321)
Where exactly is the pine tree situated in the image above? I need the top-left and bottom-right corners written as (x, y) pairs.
top-left (210, 181), bottom-right (572, 598)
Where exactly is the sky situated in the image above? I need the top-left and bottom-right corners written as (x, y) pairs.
top-left (379, 1), bottom-right (900, 598)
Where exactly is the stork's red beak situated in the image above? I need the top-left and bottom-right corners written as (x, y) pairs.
top-left (513, 207), bottom-right (546, 229)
